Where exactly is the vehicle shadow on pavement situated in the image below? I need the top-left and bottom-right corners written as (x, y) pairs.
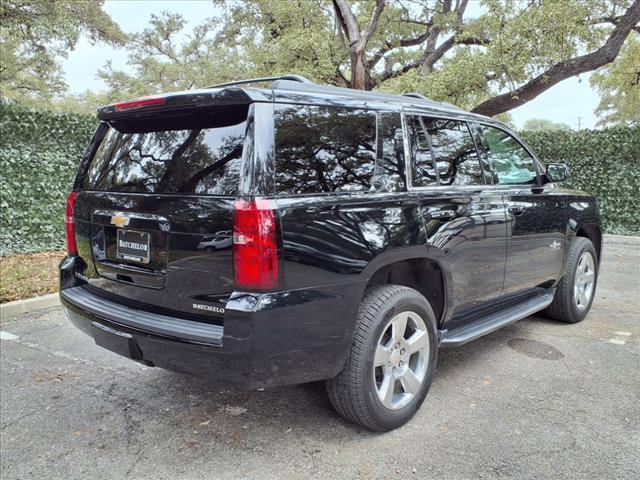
top-left (124, 314), bottom-right (558, 441)
top-left (135, 367), bottom-right (379, 441)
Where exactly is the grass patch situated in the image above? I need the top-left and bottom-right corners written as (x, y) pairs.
top-left (0, 251), bottom-right (64, 303)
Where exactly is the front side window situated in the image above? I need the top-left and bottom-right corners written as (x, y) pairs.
top-left (480, 126), bottom-right (538, 185)
top-left (423, 119), bottom-right (483, 186)
top-left (274, 104), bottom-right (376, 194)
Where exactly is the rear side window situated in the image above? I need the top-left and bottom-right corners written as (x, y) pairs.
top-left (83, 112), bottom-right (247, 195)
top-left (479, 125), bottom-right (538, 185)
top-left (274, 104), bottom-right (376, 194)
top-left (423, 119), bottom-right (483, 186)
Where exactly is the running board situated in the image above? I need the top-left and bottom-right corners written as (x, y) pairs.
top-left (439, 292), bottom-right (554, 348)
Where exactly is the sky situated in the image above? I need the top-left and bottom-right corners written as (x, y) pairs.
top-left (60, 0), bottom-right (600, 129)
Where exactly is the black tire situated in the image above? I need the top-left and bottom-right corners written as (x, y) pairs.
top-left (544, 237), bottom-right (598, 323)
top-left (326, 285), bottom-right (438, 431)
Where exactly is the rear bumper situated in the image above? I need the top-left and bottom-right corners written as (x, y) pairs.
top-left (60, 282), bottom-right (362, 390)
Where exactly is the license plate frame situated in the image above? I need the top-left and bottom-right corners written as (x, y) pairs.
top-left (116, 229), bottom-right (151, 264)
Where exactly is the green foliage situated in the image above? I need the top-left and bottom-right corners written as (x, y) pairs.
top-left (0, 104), bottom-right (96, 255)
top-left (522, 126), bottom-right (640, 235)
top-left (522, 119), bottom-right (572, 132)
top-left (97, 11), bottom-right (248, 101)
top-left (591, 34), bottom-right (640, 126)
top-left (98, 0), bottom-right (637, 118)
top-left (0, 104), bottom-right (637, 255)
top-left (0, 0), bottom-right (126, 104)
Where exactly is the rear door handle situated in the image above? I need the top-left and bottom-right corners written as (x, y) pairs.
top-left (508, 205), bottom-right (526, 216)
top-left (428, 210), bottom-right (456, 221)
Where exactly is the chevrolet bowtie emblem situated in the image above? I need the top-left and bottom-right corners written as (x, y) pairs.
top-left (110, 214), bottom-right (130, 228)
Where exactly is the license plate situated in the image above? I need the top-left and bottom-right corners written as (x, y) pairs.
top-left (117, 229), bottom-right (151, 264)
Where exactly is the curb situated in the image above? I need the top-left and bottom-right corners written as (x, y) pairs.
top-left (0, 293), bottom-right (60, 321)
top-left (603, 234), bottom-right (640, 246)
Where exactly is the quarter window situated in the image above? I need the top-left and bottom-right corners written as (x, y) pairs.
top-left (274, 104), bottom-right (376, 194)
top-left (480, 126), bottom-right (538, 185)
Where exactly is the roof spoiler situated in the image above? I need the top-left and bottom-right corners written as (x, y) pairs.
top-left (96, 88), bottom-right (264, 121)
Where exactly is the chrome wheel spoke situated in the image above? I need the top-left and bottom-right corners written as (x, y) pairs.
top-left (400, 368), bottom-right (421, 395)
top-left (378, 375), bottom-right (395, 408)
top-left (391, 313), bottom-right (408, 343)
top-left (374, 345), bottom-right (390, 367)
top-left (407, 330), bottom-right (429, 355)
top-left (580, 291), bottom-right (588, 306)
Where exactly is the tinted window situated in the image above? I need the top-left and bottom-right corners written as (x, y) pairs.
top-left (376, 112), bottom-right (406, 192)
top-left (480, 126), bottom-right (537, 185)
top-left (407, 115), bottom-right (438, 187)
top-left (424, 119), bottom-right (483, 186)
top-left (469, 122), bottom-right (498, 184)
top-left (83, 116), bottom-right (246, 195)
top-left (275, 105), bottom-right (376, 194)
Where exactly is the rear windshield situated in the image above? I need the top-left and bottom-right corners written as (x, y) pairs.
top-left (83, 111), bottom-right (248, 195)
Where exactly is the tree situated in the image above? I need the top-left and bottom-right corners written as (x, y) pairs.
top-left (100, 0), bottom-right (640, 117)
top-left (0, 0), bottom-right (126, 104)
top-left (591, 34), bottom-right (640, 125)
top-left (522, 119), bottom-right (573, 132)
top-left (97, 12), bottom-right (248, 103)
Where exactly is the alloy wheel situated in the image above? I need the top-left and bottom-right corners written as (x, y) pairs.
top-left (373, 311), bottom-right (430, 410)
top-left (574, 251), bottom-right (595, 311)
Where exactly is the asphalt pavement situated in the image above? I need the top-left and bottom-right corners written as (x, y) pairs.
top-left (1, 239), bottom-right (638, 479)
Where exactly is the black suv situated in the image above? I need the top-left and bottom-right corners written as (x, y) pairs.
top-left (60, 75), bottom-right (602, 431)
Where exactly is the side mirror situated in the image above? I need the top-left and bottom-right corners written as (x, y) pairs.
top-left (546, 163), bottom-right (569, 183)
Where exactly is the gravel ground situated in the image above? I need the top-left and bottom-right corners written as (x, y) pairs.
top-left (1, 240), bottom-right (639, 480)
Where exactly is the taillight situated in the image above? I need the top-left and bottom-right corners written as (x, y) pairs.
top-left (233, 199), bottom-right (279, 290)
top-left (114, 96), bottom-right (166, 111)
top-left (65, 191), bottom-right (78, 256)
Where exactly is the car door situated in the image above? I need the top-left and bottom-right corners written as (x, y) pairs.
top-left (475, 123), bottom-right (566, 294)
top-left (405, 114), bottom-right (508, 321)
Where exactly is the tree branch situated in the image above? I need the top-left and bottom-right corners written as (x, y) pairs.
top-left (593, 13), bottom-right (640, 33)
top-left (366, 30), bottom-right (431, 70)
top-left (377, 58), bottom-right (422, 83)
top-left (472, 0), bottom-right (640, 117)
top-left (421, 0), bottom-right (457, 73)
top-left (332, 0), bottom-right (360, 44)
top-left (358, 0), bottom-right (385, 52)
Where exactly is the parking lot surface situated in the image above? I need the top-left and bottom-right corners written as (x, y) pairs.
top-left (1, 240), bottom-right (639, 480)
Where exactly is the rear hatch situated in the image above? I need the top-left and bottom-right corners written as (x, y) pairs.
top-left (72, 102), bottom-right (251, 320)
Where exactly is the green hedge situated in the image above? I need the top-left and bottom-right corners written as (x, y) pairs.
top-left (0, 103), bottom-right (638, 255)
top-left (522, 126), bottom-right (640, 236)
top-left (0, 104), bottom-right (96, 255)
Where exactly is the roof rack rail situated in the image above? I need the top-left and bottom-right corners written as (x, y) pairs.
top-left (205, 75), bottom-right (312, 89)
top-left (403, 92), bottom-right (429, 100)
top-left (403, 92), bottom-right (462, 110)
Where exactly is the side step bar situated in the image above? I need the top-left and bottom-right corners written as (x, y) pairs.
top-left (439, 292), bottom-right (554, 348)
